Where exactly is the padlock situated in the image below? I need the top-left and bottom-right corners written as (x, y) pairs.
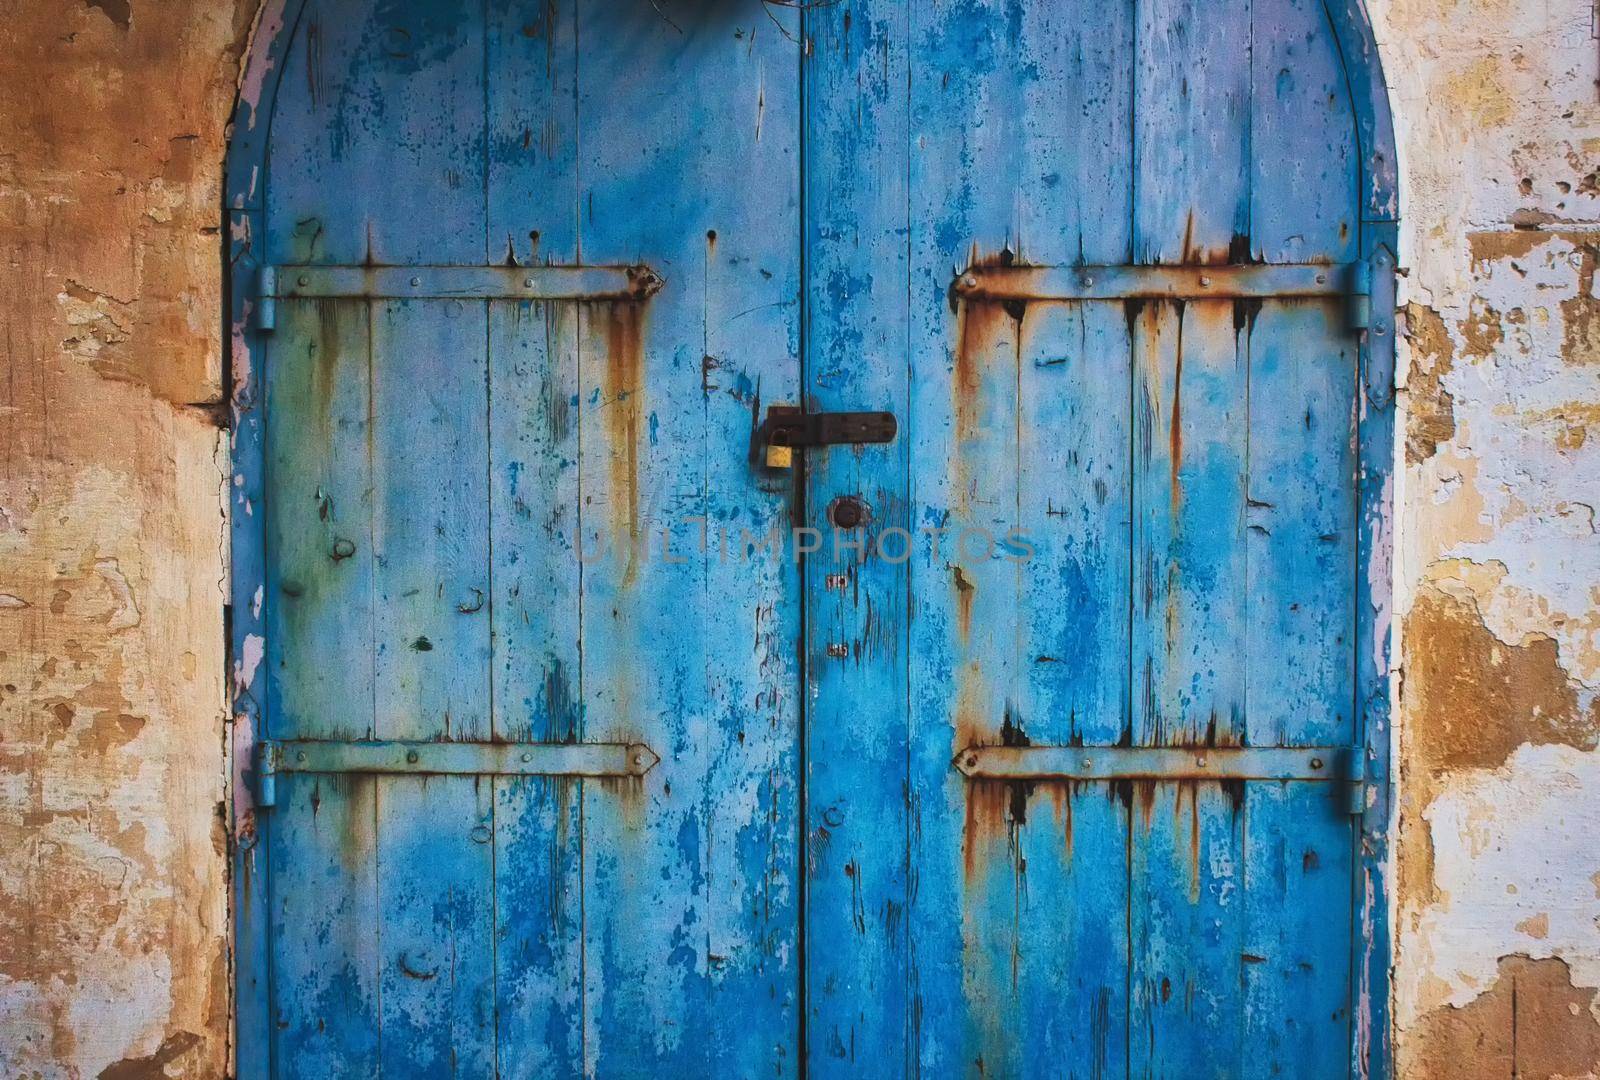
top-left (765, 443), bottom-right (795, 469)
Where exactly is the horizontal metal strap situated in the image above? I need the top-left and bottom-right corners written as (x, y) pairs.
top-left (256, 738), bottom-right (658, 806)
top-left (953, 745), bottom-right (1352, 782)
top-left (952, 263), bottom-right (1353, 302)
top-left (262, 263), bottom-right (664, 302)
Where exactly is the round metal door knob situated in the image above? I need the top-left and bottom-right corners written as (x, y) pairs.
top-left (828, 496), bottom-right (867, 530)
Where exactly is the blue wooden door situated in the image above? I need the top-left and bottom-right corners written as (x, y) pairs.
top-left (241, 1), bottom-right (1386, 1076)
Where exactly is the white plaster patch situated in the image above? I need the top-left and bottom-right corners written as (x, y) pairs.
top-left (1397, 742), bottom-right (1600, 1025)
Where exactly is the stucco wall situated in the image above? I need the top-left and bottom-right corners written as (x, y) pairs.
top-left (0, 0), bottom-right (1596, 1076)
top-left (1373, 0), bottom-right (1600, 1074)
top-left (0, 2), bottom-right (250, 1076)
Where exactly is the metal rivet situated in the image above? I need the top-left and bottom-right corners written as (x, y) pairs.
top-left (523, 277), bottom-right (535, 288)
top-left (1310, 757), bottom-right (1324, 769)
top-left (633, 752), bottom-right (647, 767)
top-left (1082, 757), bottom-right (1093, 768)
top-left (406, 749), bottom-right (419, 764)
top-left (1196, 755), bottom-right (1208, 767)
top-left (1315, 273), bottom-right (1327, 284)
top-left (1374, 323), bottom-right (1389, 336)
top-left (961, 273), bottom-right (978, 289)
top-left (296, 751), bottom-right (306, 763)
top-left (520, 751), bottom-right (531, 763)
top-left (297, 275), bottom-right (309, 287)
top-left (966, 754), bottom-right (978, 768)
top-left (410, 276), bottom-right (422, 287)
top-left (1199, 276), bottom-right (1212, 287)
top-left (1082, 275), bottom-right (1094, 287)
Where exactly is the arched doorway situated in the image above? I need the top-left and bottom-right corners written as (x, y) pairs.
top-left (226, 1), bottom-right (1398, 1074)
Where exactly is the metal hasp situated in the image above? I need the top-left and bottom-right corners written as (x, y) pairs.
top-left (756, 405), bottom-right (897, 469)
top-left (255, 738), bottom-right (660, 808)
top-left (251, 263), bottom-right (664, 332)
top-left (953, 745), bottom-right (1366, 812)
top-left (951, 262), bottom-right (1356, 302)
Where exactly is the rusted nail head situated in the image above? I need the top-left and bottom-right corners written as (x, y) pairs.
top-left (409, 276), bottom-right (422, 287)
top-left (965, 754), bottom-right (978, 768)
top-left (1315, 273), bottom-right (1327, 284)
top-left (1310, 757), bottom-right (1324, 769)
top-left (405, 749), bottom-right (419, 764)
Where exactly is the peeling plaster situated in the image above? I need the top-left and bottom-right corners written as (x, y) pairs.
top-left (0, 1), bottom-right (251, 1075)
top-left (1375, 0), bottom-right (1600, 1066)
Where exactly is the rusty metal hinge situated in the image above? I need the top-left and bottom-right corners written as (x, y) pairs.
top-left (249, 262), bottom-right (664, 334)
top-left (953, 262), bottom-right (1353, 303)
top-left (254, 738), bottom-right (659, 808)
top-left (954, 744), bottom-right (1369, 813)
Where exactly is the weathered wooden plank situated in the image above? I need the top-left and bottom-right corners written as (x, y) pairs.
top-left (1133, 0), bottom-right (1252, 267)
top-left (572, 5), bottom-right (802, 1074)
top-left (800, 1), bottom-right (913, 1071)
top-left (898, 0), bottom-right (1141, 1071)
top-left (369, 297), bottom-right (496, 1075)
top-left (487, 296), bottom-right (585, 1077)
top-left (267, 774), bottom-right (381, 1077)
top-left (1129, 0), bottom-right (1253, 1071)
top-left (484, 6), bottom-right (586, 1073)
top-left (487, 0), bottom-right (580, 268)
top-left (1249, 0), bottom-right (1358, 264)
top-left (262, 294), bottom-right (382, 1071)
top-left (1240, 298), bottom-right (1357, 1079)
top-left (265, 300), bottom-right (376, 740)
top-left (1127, 299), bottom-right (1249, 1078)
top-left (264, 0), bottom-right (488, 266)
top-left (1241, 3), bottom-right (1362, 1069)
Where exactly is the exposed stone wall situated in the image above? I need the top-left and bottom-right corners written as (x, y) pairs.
top-left (1373, 0), bottom-right (1600, 1074)
top-left (0, 2), bottom-right (252, 1076)
top-left (0, 0), bottom-right (1597, 1076)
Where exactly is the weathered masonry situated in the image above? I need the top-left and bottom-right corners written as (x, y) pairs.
top-left (223, 1), bottom-right (1397, 1075)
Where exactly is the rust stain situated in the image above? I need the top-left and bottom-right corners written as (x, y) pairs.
top-left (1169, 303), bottom-right (1185, 515)
top-left (1400, 956), bottom-right (1600, 1079)
top-left (1561, 241), bottom-right (1600, 367)
top-left (1404, 303), bottom-right (1456, 465)
top-left (960, 709), bottom-right (1033, 886)
top-left (952, 564), bottom-right (975, 642)
top-left (601, 301), bottom-right (646, 585)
